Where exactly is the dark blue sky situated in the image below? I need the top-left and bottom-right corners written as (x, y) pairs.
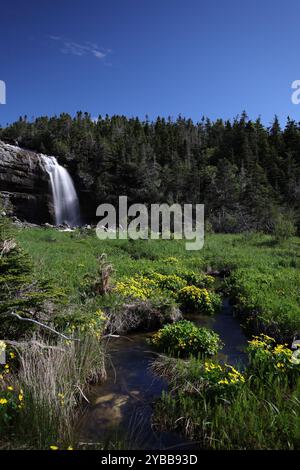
top-left (1, 0), bottom-right (300, 126)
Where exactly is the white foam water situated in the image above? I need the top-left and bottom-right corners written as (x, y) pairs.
top-left (41, 154), bottom-right (81, 226)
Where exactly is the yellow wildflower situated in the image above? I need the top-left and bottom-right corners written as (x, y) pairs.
top-left (218, 379), bottom-right (229, 385)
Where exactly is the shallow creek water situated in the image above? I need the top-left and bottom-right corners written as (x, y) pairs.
top-left (79, 299), bottom-right (248, 450)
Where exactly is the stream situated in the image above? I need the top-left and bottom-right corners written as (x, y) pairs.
top-left (79, 299), bottom-right (248, 450)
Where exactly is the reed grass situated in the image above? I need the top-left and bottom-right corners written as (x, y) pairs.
top-left (10, 332), bottom-right (106, 449)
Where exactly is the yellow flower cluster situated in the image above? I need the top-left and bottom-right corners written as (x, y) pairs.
top-left (151, 329), bottom-right (163, 345)
top-left (114, 270), bottom-right (218, 308)
top-left (273, 344), bottom-right (291, 357)
top-left (95, 309), bottom-right (107, 321)
top-left (248, 333), bottom-right (298, 373)
top-left (114, 276), bottom-right (157, 300)
top-left (248, 338), bottom-right (268, 348)
top-left (178, 285), bottom-right (216, 314)
top-left (150, 272), bottom-right (187, 293)
top-left (0, 386), bottom-right (24, 408)
top-left (203, 361), bottom-right (245, 386)
top-left (204, 361), bottom-right (222, 372)
top-left (248, 333), bottom-right (275, 349)
top-left (226, 365), bottom-right (246, 384)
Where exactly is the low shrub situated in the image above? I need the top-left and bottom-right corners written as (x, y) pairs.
top-left (149, 272), bottom-right (187, 293)
top-left (150, 320), bottom-right (222, 357)
top-left (179, 271), bottom-right (215, 288)
top-left (177, 286), bottom-right (221, 314)
top-left (114, 275), bottom-right (158, 301)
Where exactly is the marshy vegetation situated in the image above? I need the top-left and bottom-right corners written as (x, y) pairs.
top-left (2, 218), bottom-right (300, 449)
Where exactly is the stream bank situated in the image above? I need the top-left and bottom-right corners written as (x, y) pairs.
top-left (79, 299), bottom-right (248, 450)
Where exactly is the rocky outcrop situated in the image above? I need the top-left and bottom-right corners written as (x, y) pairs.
top-left (0, 141), bottom-right (52, 223)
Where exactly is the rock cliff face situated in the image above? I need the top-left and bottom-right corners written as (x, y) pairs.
top-left (0, 141), bottom-right (52, 223)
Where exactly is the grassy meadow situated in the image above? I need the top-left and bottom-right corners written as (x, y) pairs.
top-left (2, 225), bottom-right (300, 449)
top-left (16, 228), bottom-right (300, 341)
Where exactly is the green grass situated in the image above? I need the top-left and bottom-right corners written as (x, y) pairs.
top-left (154, 377), bottom-right (300, 449)
top-left (16, 228), bottom-right (300, 340)
top-left (152, 335), bottom-right (300, 449)
top-left (11, 228), bottom-right (300, 450)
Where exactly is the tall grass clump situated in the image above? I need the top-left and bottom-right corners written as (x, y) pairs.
top-left (11, 332), bottom-right (106, 449)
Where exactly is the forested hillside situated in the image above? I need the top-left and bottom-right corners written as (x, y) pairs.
top-left (1, 112), bottom-right (300, 232)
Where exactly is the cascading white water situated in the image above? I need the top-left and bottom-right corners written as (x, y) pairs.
top-left (41, 155), bottom-right (81, 226)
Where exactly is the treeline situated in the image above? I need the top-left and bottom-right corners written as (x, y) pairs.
top-left (1, 111), bottom-right (300, 232)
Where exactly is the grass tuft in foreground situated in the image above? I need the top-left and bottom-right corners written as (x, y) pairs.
top-left (0, 332), bottom-right (106, 449)
top-left (152, 333), bottom-right (300, 449)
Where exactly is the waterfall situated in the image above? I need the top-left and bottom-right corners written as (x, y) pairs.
top-left (41, 155), bottom-right (81, 226)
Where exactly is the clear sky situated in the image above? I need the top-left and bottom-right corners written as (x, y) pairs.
top-left (1, 0), bottom-right (300, 126)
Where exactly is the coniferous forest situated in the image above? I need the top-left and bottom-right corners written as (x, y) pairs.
top-left (1, 111), bottom-right (299, 233)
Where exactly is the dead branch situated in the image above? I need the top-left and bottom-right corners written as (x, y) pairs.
top-left (74, 385), bottom-right (90, 403)
top-left (6, 312), bottom-right (80, 342)
top-left (4, 339), bottom-right (66, 352)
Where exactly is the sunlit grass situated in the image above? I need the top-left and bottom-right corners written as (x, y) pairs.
top-left (16, 228), bottom-right (300, 339)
